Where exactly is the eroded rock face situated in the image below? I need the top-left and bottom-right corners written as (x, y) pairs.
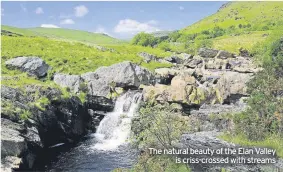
top-left (5, 57), bottom-right (49, 78)
top-left (1, 84), bottom-right (115, 171)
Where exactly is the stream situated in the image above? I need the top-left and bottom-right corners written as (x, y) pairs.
top-left (46, 91), bottom-right (142, 172)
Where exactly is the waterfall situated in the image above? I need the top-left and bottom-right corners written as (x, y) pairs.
top-left (93, 91), bottom-right (142, 151)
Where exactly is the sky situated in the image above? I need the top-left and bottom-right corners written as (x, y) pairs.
top-left (1, 1), bottom-right (226, 39)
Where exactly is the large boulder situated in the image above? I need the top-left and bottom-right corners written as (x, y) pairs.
top-left (228, 57), bottom-right (262, 73)
top-left (198, 48), bottom-right (219, 58)
top-left (53, 74), bottom-right (83, 93)
top-left (5, 57), bottom-right (49, 78)
top-left (82, 61), bottom-right (154, 97)
top-left (216, 71), bottom-right (253, 101)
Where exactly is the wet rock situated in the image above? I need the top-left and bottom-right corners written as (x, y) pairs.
top-left (5, 57), bottom-right (49, 78)
top-left (1, 156), bottom-right (22, 172)
top-left (86, 95), bottom-right (114, 112)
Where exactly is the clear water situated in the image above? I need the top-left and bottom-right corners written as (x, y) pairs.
top-left (47, 91), bottom-right (142, 172)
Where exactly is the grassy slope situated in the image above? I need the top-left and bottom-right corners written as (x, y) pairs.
top-left (28, 27), bottom-right (125, 45)
top-left (179, 1), bottom-right (283, 53)
top-left (1, 25), bottom-right (125, 45)
top-left (181, 2), bottom-right (283, 34)
top-left (1, 36), bottom-right (172, 88)
top-left (1, 25), bottom-right (38, 37)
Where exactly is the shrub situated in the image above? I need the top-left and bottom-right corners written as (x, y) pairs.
top-left (201, 30), bottom-right (210, 35)
top-left (168, 31), bottom-right (182, 42)
top-left (132, 102), bottom-right (189, 149)
top-left (233, 57), bottom-right (283, 140)
top-left (131, 32), bottom-right (158, 47)
top-left (195, 39), bottom-right (213, 51)
top-left (158, 41), bottom-right (171, 51)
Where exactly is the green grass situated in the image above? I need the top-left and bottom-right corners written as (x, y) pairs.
top-left (1, 25), bottom-right (126, 45)
top-left (28, 27), bottom-right (126, 45)
top-left (220, 133), bottom-right (283, 158)
top-left (212, 31), bottom-right (269, 53)
top-left (1, 36), bottom-right (172, 76)
top-left (181, 2), bottom-right (283, 34)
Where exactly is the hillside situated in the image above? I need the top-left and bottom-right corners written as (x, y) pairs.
top-left (1, 25), bottom-right (126, 45)
top-left (154, 1), bottom-right (283, 54)
top-left (181, 1), bottom-right (283, 34)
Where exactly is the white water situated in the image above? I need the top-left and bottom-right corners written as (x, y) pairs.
top-left (93, 91), bottom-right (142, 151)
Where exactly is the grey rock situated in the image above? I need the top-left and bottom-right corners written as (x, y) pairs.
top-left (137, 52), bottom-right (157, 63)
top-left (177, 132), bottom-right (263, 172)
top-left (1, 156), bottom-right (22, 172)
top-left (189, 103), bottom-right (246, 132)
top-left (180, 53), bottom-right (193, 60)
top-left (1, 118), bottom-right (27, 157)
top-left (53, 73), bottom-right (83, 93)
top-left (5, 57), bottom-right (49, 78)
top-left (216, 71), bottom-right (253, 101)
top-left (184, 58), bottom-right (203, 68)
top-left (82, 61), bottom-right (154, 97)
top-left (216, 50), bottom-right (235, 59)
top-left (205, 58), bottom-right (227, 69)
top-left (164, 56), bottom-right (183, 64)
top-left (198, 48), bottom-right (219, 58)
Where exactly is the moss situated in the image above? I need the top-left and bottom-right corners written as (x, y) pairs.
top-left (19, 110), bottom-right (31, 120)
top-left (189, 87), bottom-right (205, 104)
top-left (34, 96), bottom-right (50, 111)
top-left (215, 88), bottom-right (223, 104)
top-left (78, 92), bottom-right (87, 103)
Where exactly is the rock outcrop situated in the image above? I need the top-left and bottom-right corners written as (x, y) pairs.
top-left (1, 84), bottom-right (115, 171)
top-left (82, 61), bottom-right (154, 97)
top-left (5, 57), bottom-right (49, 78)
top-left (143, 48), bottom-right (262, 108)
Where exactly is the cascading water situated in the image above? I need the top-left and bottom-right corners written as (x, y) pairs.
top-left (47, 91), bottom-right (142, 171)
top-left (93, 91), bottom-right (142, 150)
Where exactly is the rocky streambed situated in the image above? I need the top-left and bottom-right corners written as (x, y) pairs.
top-left (1, 48), bottom-right (282, 171)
